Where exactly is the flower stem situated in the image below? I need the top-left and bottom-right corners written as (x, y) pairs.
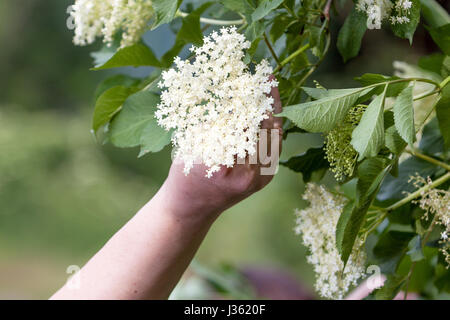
top-left (177, 11), bottom-right (245, 25)
top-left (413, 88), bottom-right (440, 101)
top-left (406, 148), bottom-right (450, 171)
top-left (274, 43), bottom-right (310, 74)
top-left (385, 172), bottom-right (450, 212)
top-left (440, 75), bottom-right (450, 89)
top-left (263, 33), bottom-right (282, 68)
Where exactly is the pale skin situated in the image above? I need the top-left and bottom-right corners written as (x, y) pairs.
top-left (51, 79), bottom-right (283, 300)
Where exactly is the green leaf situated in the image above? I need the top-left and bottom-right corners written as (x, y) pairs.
top-left (393, 86), bottom-right (415, 145)
top-left (152, 0), bottom-right (183, 30)
top-left (251, 0), bottom-right (283, 21)
top-left (374, 274), bottom-right (407, 300)
top-left (177, 3), bottom-right (212, 46)
top-left (161, 3), bottom-right (212, 67)
top-left (139, 124), bottom-right (172, 157)
top-left (427, 23), bottom-right (450, 55)
top-left (418, 53), bottom-right (445, 75)
top-left (270, 15), bottom-right (295, 43)
top-left (337, 6), bottom-right (367, 62)
top-left (354, 73), bottom-right (409, 97)
top-left (91, 45), bottom-right (116, 68)
top-left (340, 157), bottom-right (389, 265)
top-left (93, 43), bottom-right (161, 70)
top-left (436, 85), bottom-right (450, 149)
top-left (280, 147), bottom-right (329, 182)
top-left (373, 230), bottom-right (415, 273)
top-left (391, 0), bottom-right (421, 43)
top-left (419, 117), bottom-right (445, 155)
top-left (245, 20), bottom-right (266, 42)
top-left (279, 88), bottom-right (368, 132)
top-left (336, 201), bottom-right (355, 255)
top-left (385, 125), bottom-right (407, 154)
top-left (378, 157), bottom-right (438, 201)
top-left (109, 91), bottom-right (161, 148)
top-left (407, 235), bottom-right (425, 262)
top-left (351, 92), bottom-right (386, 161)
top-left (357, 157), bottom-right (390, 198)
top-left (92, 86), bottom-right (139, 133)
top-left (220, 0), bottom-right (254, 14)
top-left (94, 74), bottom-right (141, 100)
top-left (419, 0), bottom-right (450, 28)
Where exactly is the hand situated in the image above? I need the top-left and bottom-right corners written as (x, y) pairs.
top-left (158, 78), bottom-right (283, 223)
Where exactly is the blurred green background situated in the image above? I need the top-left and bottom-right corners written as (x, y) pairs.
top-left (0, 0), bottom-right (445, 299)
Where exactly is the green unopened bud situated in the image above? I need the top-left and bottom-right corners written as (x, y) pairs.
top-left (324, 104), bottom-right (366, 180)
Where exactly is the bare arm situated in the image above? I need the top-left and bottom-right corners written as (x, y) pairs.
top-left (51, 84), bottom-right (282, 300)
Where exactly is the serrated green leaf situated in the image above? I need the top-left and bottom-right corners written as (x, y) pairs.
top-left (337, 6), bottom-right (367, 62)
top-left (336, 201), bottom-right (354, 255)
top-left (420, 0), bottom-right (450, 28)
top-left (373, 230), bottom-right (415, 274)
top-left (92, 86), bottom-right (139, 133)
top-left (391, 0), bottom-right (421, 43)
top-left (152, 0), bottom-right (183, 30)
top-left (94, 74), bottom-right (141, 100)
top-left (374, 274), bottom-right (407, 300)
top-left (385, 125), bottom-right (407, 154)
top-left (419, 117), bottom-right (445, 154)
top-left (93, 43), bottom-right (161, 70)
top-left (351, 92), bottom-right (386, 161)
top-left (109, 91), bottom-right (161, 148)
top-left (177, 3), bottom-right (213, 46)
top-left (340, 157), bottom-right (389, 265)
top-left (251, 0), bottom-right (283, 21)
top-left (378, 157), bottom-right (438, 201)
top-left (280, 147), bottom-right (329, 182)
top-left (270, 15), bottom-right (294, 43)
top-left (418, 53), bottom-right (445, 75)
top-left (427, 23), bottom-right (450, 55)
top-left (407, 235), bottom-right (425, 262)
top-left (393, 86), bottom-right (415, 145)
top-left (357, 157), bottom-right (390, 198)
top-left (138, 124), bottom-right (172, 157)
top-left (91, 45), bottom-right (116, 68)
top-left (245, 20), bottom-right (266, 42)
top-left (220, 0), bottom-right (254, 14)
top-left (279, 88), bottom-right (368, 132)
top-left (436, 80), bottom-right (450, 149)
top-left (354, 73), bottom-right (409, 97)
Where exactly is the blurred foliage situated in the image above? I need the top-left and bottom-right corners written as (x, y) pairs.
top-left (0, 0), bottom-right (448, 299)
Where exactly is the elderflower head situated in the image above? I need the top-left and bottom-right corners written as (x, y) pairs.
top-left (324, 105), bottom-right (365, 181)
top-left (70, 0), bottom-right (154, 48)
top-left (356, 0), bottom-right (413, 29)
top-left (410, 175), bottom-right (450, 268)
top-left (156, 27), bottom-right (277, 177)
top-left (295, 184), bottom-right (367, 299)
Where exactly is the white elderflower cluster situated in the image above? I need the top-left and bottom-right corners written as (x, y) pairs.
top-left (295, 184), bottom-right (367, 299)
top-left (356, 0), bottom-right (413, 29)
top-left (156, 27), bottom-right (277, 177)
top-left (411, 175), bottom-right (450, 268)
top-left (70, 0), bottom-right (154, 48)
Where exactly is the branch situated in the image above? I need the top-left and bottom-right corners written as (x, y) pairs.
top-left (177, 11), bottom-right (245, 25)
top-left (263, 33), bottom-right (282, 68)
top-left (385, 172), bottom-right (450, 212)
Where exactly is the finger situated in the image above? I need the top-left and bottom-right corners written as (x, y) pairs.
top-left (269, 76), bottom-right (283, 130)
top-left (261, 75), bottom-right (282, 130)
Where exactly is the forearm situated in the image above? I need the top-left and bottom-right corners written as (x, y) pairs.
top-left (51, 182), bottom-right (215, 300)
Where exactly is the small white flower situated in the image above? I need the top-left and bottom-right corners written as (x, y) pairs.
top-left (156, 27), bottom-right (277, 177)
top-left (70, 0), bottom-right (154, 48)
top-left (295, 184), bottom-right (367, 299)
top-left (356, 0), bottom-right (413, 29)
